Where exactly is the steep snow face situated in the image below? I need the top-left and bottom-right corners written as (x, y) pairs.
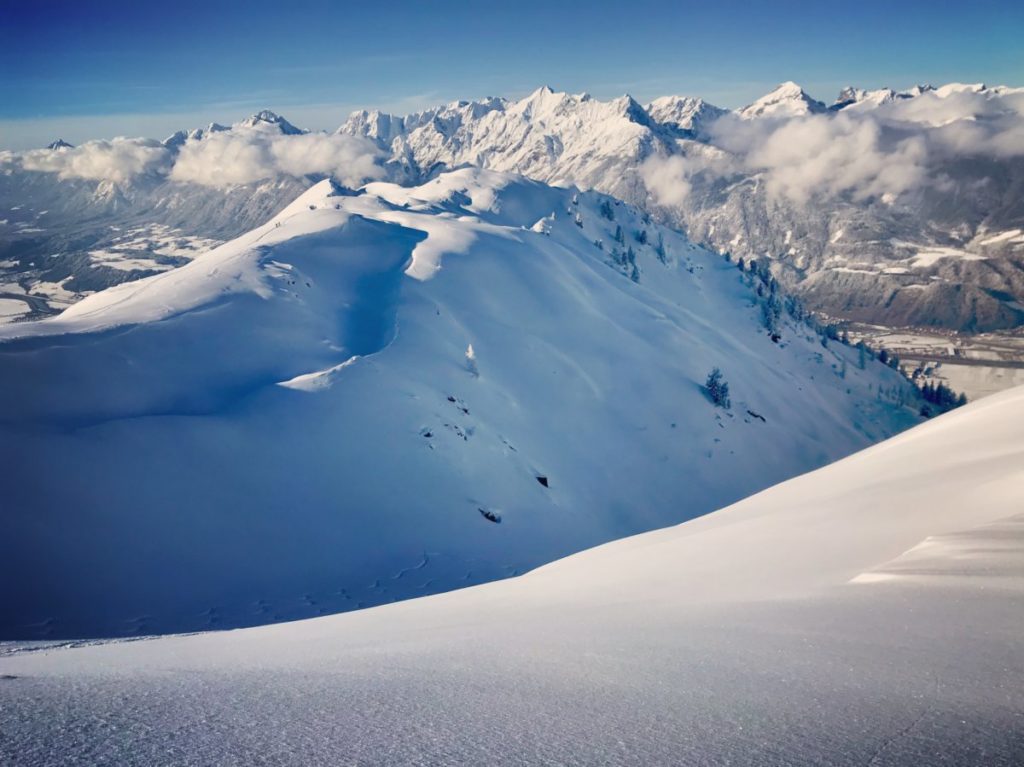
top-left (736, 81), bottom-right (828, 119)
top-left (1, 385), bottom-right (1020, 766)
top-left (0, 169), bottom-right (920, 639)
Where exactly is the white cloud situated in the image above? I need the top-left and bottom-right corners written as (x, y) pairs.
top-left (2, 125), bottom-right (386, 189)
top-left (640, 155), bottom-right (693, 207)
top-left (168, 130), bottom-right (385, 188)
top-left (17, 138), bottom-right (171, 183)
top-left (642, 86), bottom-right (1024, 209)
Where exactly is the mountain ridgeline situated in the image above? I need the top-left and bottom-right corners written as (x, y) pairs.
top-left (1, 81), bottom-right (1023, 335)
top-left (0, 169), bottom-right (924, 638)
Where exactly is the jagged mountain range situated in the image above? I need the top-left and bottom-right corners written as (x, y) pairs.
top-left (2, 81), bottom-right (1023, 332)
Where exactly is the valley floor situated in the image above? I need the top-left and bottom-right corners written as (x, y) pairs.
top-left (850, 324), bottom-right (1024, 401)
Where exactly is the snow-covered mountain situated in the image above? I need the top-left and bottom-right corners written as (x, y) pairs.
top-left (0, 168), bottom-right (921, 639)
top-left (3, 82), bottom-right (1023, 337)
top-left (337, 82), bottom-right (1024, 333)
top-left (645, 95), bottom-right (727, 135)
top-left (0, 110), bottom-right (377, 313)
top-left (2, 379), bottom-right (1020, 764)
top-left (736, 80), bottom-right (827, 119)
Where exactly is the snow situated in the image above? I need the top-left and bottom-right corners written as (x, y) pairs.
top-left (737, 81), bottom-right (827, 119)
top-left (645, 95), bottom-right (727, 133)
top-left (0, 169), bottom-right (921, 641)
top-left (0, 298), bottom-right (29, 323)
top-left (904, 244), bottom-right (989, 269)
top-left (979, 228), bottom-right (1024, 246)
top-left (1, 385), bottom-right (1021, 765)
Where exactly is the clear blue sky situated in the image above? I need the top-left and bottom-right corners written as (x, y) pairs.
top-left (1, 0), bottom-right (1022, 148)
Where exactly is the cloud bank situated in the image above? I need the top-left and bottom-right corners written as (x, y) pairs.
top-left (17, 138), bottom-right (171, 184)
top-left (642, 87), bottom-right (1024, 209)
top-left (3, 128), bottom-right (385, 189)
top-left (170, 131), bottom-right (384, 188)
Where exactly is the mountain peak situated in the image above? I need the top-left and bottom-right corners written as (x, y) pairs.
top-left (647, 95), bottom-right (728, 133)
top-left (46, 139), bottom-right (73, 150)
top-left (238, 110), bottom-right (304, 135)
top-left (738, 82), bottom-right (826, 119)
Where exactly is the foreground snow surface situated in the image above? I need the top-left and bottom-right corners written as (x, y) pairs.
top-left (0, 169), bottom-right (919, 639)
top-left (1, 386), bottom-right (1022, 765)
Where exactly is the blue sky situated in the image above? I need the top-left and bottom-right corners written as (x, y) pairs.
top-left (2, 0), bottom-right (1022, 149)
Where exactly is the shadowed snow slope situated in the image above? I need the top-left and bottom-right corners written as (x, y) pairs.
top-left (0, 169), bottom-right (921, 640)
top-left (1, 386), bottom-right (1021, 765)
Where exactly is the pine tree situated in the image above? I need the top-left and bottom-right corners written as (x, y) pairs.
top-left (705, 368), bottom-right (731, 409)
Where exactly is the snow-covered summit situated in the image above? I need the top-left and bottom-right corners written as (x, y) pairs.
top-left (831, 86), bottom-right (899, 110)
top-left (737, 81), bottom-right (828, 119)
top-left (45, 138), bottom-right (73, 150)
top-left (646, 95), bottom-right (728, 133)
top-left (234, 109), bottom-right (305, 135)
top-left (163, 122), bottom-right (230, 147)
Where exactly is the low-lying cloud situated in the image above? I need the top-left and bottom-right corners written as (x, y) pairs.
top-left (3, 128), bottom-right (385, 189)
top-left (170, 131), bottom-right (384, 188)
top-left (18, 138), bottom-right (171, 183)
top-left (642, 87), bottom-right (1024, 209)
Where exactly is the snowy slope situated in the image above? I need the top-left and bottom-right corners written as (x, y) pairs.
top-left (2, 384), bottom-right (1021, 766)
top-left (0, 169), bottom-right (920, 640)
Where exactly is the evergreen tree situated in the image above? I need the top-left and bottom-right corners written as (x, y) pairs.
top-left (704, 368), bottom-right (731, 409)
